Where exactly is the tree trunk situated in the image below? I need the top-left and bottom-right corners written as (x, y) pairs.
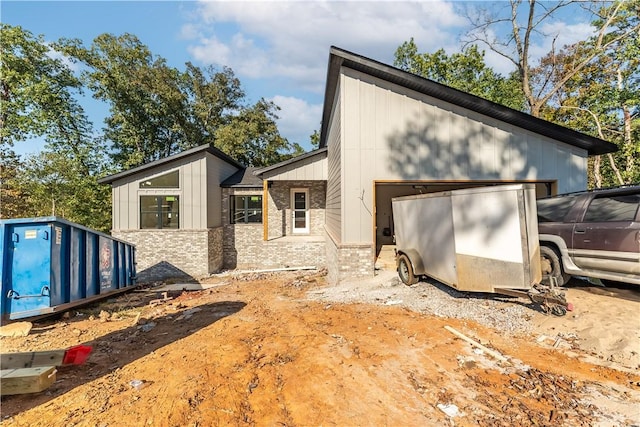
top-left (593, 155), bottom-right (602, 188)
top-left (608, 153), bottom-right (624, 186)
top-left (622, 105), bottom-right (633, 181)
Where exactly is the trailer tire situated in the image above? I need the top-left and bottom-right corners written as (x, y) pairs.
top-left (397, 254), bottom-right (418, 286)
top-left (540, 245), bottom-right (569, 286)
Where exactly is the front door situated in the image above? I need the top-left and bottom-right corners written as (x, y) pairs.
top-left (291, 189), bottom-right (310, 234)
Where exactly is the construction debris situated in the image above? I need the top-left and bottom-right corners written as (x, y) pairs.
top-left (1, 345), bottom-right (92, 396)
top-left (444, 325), bottom-right (509, 363)
top-left (0, 321), bottom-right (33, 337)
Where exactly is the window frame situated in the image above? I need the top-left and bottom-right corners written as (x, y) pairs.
top-left (231, 195), bottom-right (263, 224)
top-left (139, 169), bottom-right (180, 189)
top-left (140, 195), bottom-right (180, 229)
top-left (582, 194), bottom-right (640, 223)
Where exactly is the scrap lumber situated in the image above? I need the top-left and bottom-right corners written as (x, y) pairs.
top-left (0, 345), bottom-right (92, 396)
top-left (444, 325), bottom-right (509, 363)
top-left (0, 366), bottom-right (57, 395)
top-left (1, 345), bottom-right (92, 370)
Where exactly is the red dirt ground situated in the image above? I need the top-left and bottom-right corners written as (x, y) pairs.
top-left (1, 271), bottom-right (639, 426)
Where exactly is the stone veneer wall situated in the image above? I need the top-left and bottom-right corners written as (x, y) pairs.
top-left (112, 228), bottom-right (223, 283)
top-left (325, 231), bottom-right (374, 284)
top-left (222, 187), bottom-right (326, 270)
top-left (266, 181), bottom-right (326, 239)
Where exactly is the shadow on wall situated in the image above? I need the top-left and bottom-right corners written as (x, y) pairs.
top-left (224, 247), bottom-right (238, 270)
top-left (386, 109), bottom-right (538, 269)
top-left (136, 261), bottom-right (198, 284)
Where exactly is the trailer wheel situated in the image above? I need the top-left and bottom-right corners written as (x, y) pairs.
top-left (397, 254), bottom-right (418, 286)
top-left (540, 245), bottom-right (569, 286)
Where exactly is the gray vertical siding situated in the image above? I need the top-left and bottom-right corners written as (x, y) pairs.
top-left (339, 66), bottom-right (588, 244)
top-left (207, 153), bottom-right (240, 227)
top-left (325, 81), bottom-right (342, 243)
top-left (111, 152), bottom-right (238, 231)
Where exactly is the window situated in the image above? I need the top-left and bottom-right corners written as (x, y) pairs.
top-left (139, 170), bottom-right (179, 188)
top-left (232, 195), bottom-right (262, 224)
top-left (537, 195), bottom-right (579, 222)
top-left (583, 194), bottom-right (640, 222)
top-left (140, 196), bottom-right (180, 229)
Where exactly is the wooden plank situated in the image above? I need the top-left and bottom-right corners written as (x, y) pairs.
top-left (1, 350), bottom-right (65, 370)
top-left (0, 366), bottom-right (57, 395)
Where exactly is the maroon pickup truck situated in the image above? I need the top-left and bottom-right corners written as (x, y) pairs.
top-left (537, 185), bottom-right (640, 286)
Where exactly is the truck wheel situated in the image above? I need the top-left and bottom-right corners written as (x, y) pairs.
top-left (397, 254), bottom-right (418, 286)
top-left (540, 246), bottom-right (569, 286)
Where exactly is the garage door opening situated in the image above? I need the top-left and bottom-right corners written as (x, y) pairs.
top-left (373, 181), bottom-right (554, 271)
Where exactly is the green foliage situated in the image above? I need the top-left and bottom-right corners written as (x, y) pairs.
top-left (1, 24), bottom-right (111, 226)
top-left (536, 0), bottom-right (639, 187)
top-left (16, 144), bottom-right (113, 231)
top-left (309, 129), bottom-right (320, 149)
top-left (215, 99), bottom-right (304, 167)
top-left (0, 146), bottom-right (29, 218)
top-left (0, 24), bottom-right (87, 147)
top-left (63, 33), bottom-right (298, 169)
top-left (394, 38), bottom-right (526, 110)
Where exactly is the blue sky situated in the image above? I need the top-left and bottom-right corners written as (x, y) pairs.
top-left (3, 0), bottom-right (597, 156)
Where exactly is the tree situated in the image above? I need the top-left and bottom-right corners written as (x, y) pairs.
top-left (463, 0), bottom-right (640, 118)
top-left (1, 24), bottom-right (111, 223)
top-left (0, 146), bottom-right (29, 218)
top-left (0, 24), bottom-right (88, 148)
top-left (538, 42), bottom-right (638, 187)
top-left (65, 33), bottom-right (300, 169)
top-left (462, 0), bottom-right (639, 187)
top-left (394, 39), bottom-right (525, 110)
top-left (18, 144), bottom-right (113, 231)
top-left (214, 99), bottom-right (304, 167)
top-left (309, 130), bottom-right (320, 149)
top-left (181, 62), bottom-right (244, 146)
top-left (61, 33), bottom-right (190, 168)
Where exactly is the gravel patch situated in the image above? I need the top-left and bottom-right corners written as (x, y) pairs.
top-left (307, 270), bottom-right (538, 337)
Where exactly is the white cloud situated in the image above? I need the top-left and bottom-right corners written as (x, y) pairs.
top-left (181, 1), bottom-right (598, 148)
top-left (185, 0), bottom-right (466, 92)
top-left (270, 95), bottom-right (323, 148)
top-left (529, 21), bottom-right (594, 59)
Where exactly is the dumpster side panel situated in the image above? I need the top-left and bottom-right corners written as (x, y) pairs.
top-left (70, 227), bottom-right (87, 300)
top-left (117, 242), bottom-right (126, 288)
top-left (2, 217), bottom-right (137, 322)
top-left (5, 224), bottom-right (53, 319)
top-left (49, 224), bottom-right (69, 306)
top-left (1, 223), bottom-right (7, 317)
top-left (86, 232), bottom-right (100, 297)
top-left (98, 236), bottom-right (117, 292)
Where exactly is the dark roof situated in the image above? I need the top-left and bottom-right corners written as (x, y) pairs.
top-left (221, 167), bottom-right (263, 188)
top-left (320, 46), bottom-right (617, 156)
top-left (98, 144), bottom-right (243, 184)
top-left (253, 147), bottom-right (328, 176)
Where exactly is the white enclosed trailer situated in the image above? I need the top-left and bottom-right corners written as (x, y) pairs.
top-left (392, 184), bottom-right (569, 314)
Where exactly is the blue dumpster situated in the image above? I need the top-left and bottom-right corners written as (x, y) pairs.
top-left (1, 217), bottom-right (136, 322)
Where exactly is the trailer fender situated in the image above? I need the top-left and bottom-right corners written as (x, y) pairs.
top-left (396, 249), bottom-right (425, 276)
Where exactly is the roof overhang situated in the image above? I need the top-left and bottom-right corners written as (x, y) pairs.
top-left (319, 46), bottom-right (617, 156)
top-left (98, 144), bottom-right (243, 184)
top-left (254, 147), bottom-right (328, 180)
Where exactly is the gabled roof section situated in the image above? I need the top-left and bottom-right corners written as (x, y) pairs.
top-left (320, 46), bottom-right (617, 156)
top-left (254, 147), bottom-right (328, 177)
top-left (98, 144), bottom-right (243, 184)
top-left (221, 167), bottom-right (263, 188)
